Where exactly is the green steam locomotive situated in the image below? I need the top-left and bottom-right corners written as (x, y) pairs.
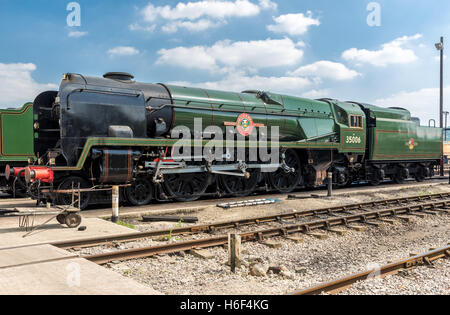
top-left (7, 72), bottom-right (442, 208)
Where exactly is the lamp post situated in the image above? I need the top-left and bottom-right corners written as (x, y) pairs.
top-left (435, 37), bottom-right (444, 176)
top-left (444, 111), bottom-right (449, 141)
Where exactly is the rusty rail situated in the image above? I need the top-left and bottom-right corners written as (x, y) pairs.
top-left (84, 199), bottom-right (450, 265)
top-left (291, 245), bottom-right (450, 295)
top-left (53, 192), bottom-right (450, 249)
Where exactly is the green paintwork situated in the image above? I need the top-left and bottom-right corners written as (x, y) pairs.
top-left (332, 102), bottom-right (366, 153)
top-left (361, 104), bottom-right (411, 121)
top-left (166, 85), bottom-right (336, 143)
top-left (0, 103), bottom-right (36, 164)
top-left (358, 103), bottom-right (441, 161)
top-left (368, 117), bottom-right (442, 161)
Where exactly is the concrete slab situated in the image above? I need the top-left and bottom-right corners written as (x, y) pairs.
top-left (0, 218), bottom-right (139, 250)
top-left (0, 257), bottom-right (161, 295)
top-left (0, 244), bottom-right (76, 269)
top-left (0, 198), bottom-right (35, 208)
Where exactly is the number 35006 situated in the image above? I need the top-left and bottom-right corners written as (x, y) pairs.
top-left (346, 136), bottom-right (362, 144)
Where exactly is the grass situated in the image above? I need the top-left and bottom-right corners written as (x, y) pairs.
top-left (418, 189), bottom-right (432, 196)
top-left (117, 220), bottom-right (135, 229)
top-left (167, 218), bottom-right (184, 242)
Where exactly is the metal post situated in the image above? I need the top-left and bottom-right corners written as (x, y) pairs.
top-left (77, 183), bottom-right (81, 210)
top-left (444, 112), bottom-right (449, 142)
top-left (112, 186), bottom-right (119, 223)
top-left (444, 112), bottom-right (449, 182)
top-left (327, 172), bottom-right (333, 197)
top-left (437, 37), bottom-right (445, 176)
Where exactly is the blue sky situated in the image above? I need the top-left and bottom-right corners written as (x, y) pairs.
top-left (1, 0), bottom-right (450, 124)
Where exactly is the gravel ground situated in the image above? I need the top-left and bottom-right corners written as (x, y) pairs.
top-left (338, 259), bottom-right (450, 295)
top-left (96, 184), bottom-right (450, 295)
top-left (123, 182), bottom-right (448, 230)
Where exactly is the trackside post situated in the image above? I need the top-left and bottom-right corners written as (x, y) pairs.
top-left (112, 186), bottom-right (119, 223)
top-left (228, 233), bottom-right (241, 273)
top-left (327, 172), bottom-right (333, 197)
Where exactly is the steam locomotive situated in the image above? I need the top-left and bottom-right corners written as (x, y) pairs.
top-left (0, 103), bottom-right (35, 195)
top-left (6, 72), bottom-right (442, 209)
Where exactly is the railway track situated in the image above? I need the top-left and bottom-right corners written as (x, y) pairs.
top-left (54, 192), bottom-right (450, 250)
top-left (55, 193), bottom-right (450, 265)
top-left (291, 244), bottom-right (450, 295)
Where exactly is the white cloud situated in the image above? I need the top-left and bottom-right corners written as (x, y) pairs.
top-left (301, 89), bottom-right (331, 99)
top-left (258, 0), bottom-right (277, 10)
top-left (342, 34), bottom-right (422, 67)
top-left (142, 0), bottom-right (261, 22)
top-left (107, 46), bottom-right (140, 57)
top-left (68, 31), bottom-right (88, 38)
top-left (374, 86), bottom-right (449, 123)
top-left (156, 46), bottom-right (217, 71)
top-left (434, 54), bottom-right (447, 62)
top-left (162, 19), bottom-right (223, 33)
top-left (170, 73), bottom-right (312, 94)
top-left (137, 0), bottom-right (276, 33)
top-left (267, 11), bottom-right (320, 36)
top-left (289, 61), bottom-right (361, 81)
top-left (156, 38), bottom-right (304, 72)
top-left (0, 63), bottom-right (57, 107)
top-left (129, 23), bottom-right (156, 33)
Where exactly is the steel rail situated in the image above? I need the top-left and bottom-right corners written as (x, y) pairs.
top-left (84, 199), bottom-right (450, 265)
top-left (291, 245), bottom-right (450, 295)
top-left (53, 192), bottom-right (450, 249)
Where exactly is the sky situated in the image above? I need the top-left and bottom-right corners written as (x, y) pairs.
top-left (1, 0), bottom-right (450, 125)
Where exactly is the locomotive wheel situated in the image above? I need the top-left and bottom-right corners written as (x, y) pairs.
top-left (126, 177), bottom-right (153, 206)
top-left (369, 177), bottom-right (381, 186)
top-left (219, 169), bottom-right (260, 197)
top-left (415, 167), bottom-right (426, 182)
top-left (268, 150), bottom-right (302, 193)
top-left (28, 181), bottom-right (41, 200)
top-left (163, 172), bottom-right (211, 202)
top-left (56, 214), bottom-right (66, 225)
top-left (392, 168), bottom-right (406, 184)
top-left (392, 173), bottom-right (405, 184)
top-left (334, 169), bottom-right (352, 188)
top-left (65, 213), bottom-right (82, 228)
top-left (369, 169), bottom-right (383, 186)
top-left (56, 177), bottom-right (90, 210)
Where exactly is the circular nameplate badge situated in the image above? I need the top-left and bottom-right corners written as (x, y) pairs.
top-left (236, 113), bottom-right (254, 136)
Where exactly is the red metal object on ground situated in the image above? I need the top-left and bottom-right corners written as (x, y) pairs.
top-left (24, 166), bottom-right (54, 183)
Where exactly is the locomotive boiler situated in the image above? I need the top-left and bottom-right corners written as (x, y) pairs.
top-left (9, 72), bottom-right (442, 209)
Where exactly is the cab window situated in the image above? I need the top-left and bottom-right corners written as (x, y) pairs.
top-left (334, 106), bottom-right (348, 125)
top-left (350, 115), bottom-right (363, 128)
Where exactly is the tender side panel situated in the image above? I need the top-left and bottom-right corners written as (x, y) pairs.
top-left (369, 118), bottom-right (442, 161)
top-left (0, 103), bottom-right (35, 162)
